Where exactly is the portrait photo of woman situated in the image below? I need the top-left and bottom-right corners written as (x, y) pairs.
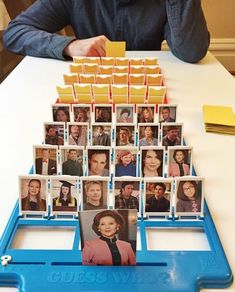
top-left (94, 105), bottom-right (112, 123)
top-left (116, 105), bottom-right (134, 124)
top-left (115, 148), bottom-right (137, 177)
top-left (72, 105), bottom-right (91, 123)
top-left (138, 124), bottom-right (159, 147)
top-left (19, 176), bottom-right (47, 213)
top-left (51, 178), bottom-right (78, 213)
top-left (137, 105), bottom-right (155, 123)
top-left (80, 209), bottom-right (137, 266)
top-left (176, 179), bottom-right (203, 214)
top-left (52, 105), bottom-right (70, 123)
top-left (168, 147), bottom-right (192, 177)
top-left (141, 148), bottom-right (164, 177)
top-left (82, 179), bottom-right (108, 211)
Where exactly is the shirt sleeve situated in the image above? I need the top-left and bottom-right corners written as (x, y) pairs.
top-left (164, 0), bottom-right (210, 63)
top-left (3, 0), bottom-right (76, 60)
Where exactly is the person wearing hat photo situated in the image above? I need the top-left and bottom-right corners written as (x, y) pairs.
top-left (53, 180), bottom-right (77, 212)
top-left (115, 149), bottom-right (137, 177)
top-left (115, 181), bottom-right (139, 211)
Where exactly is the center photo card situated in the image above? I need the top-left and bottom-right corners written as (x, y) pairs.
top-left (52, 103), bottom-right (71, 124)
top-left (67, 122), bottom-right (89, 147)
top-left (86, 146), bottom-right (111, 177)
top-left (91, 123), bottom-right (112, 147)
top-left (72, 104), bottom-right (92, 124)
top-left (115, 104), bottom-right (135, 124)
top-left (44, 122), bottom-right (65, 146)
top-left (33, 145), bottom-right (58, 176)
top-left (112, 177), bottom-right (141, 217)
top-left (143, 177), bottom-right (173, 217)
top-left (115, 124), bottom-right (136, 147)
top-left (79, 209), bottom-right (137, 266)
top-left (50, 175), bottom-right (79, 215)
top-left (136, 104), bottom-right (156, 124)
top-left (19, 175), bottom-right (49, 216)
top-left (174, 177), bottom-right (205, 217)
top-left (80, 176), bottom-right (109, 211)
top-left (93, 104), bottom-right (113, 124)
top-left (114, 147), bottom-right (139, 177)
top-left (167, 146), bottom-right (193, 178)
top-left (138, 123), bottom-right (160, 147)
top-left (140, 146), bottom-right (165, 178)
top-left (158, 104), bottom-right (177, 124)
top-left (59, 146), bottom-right (84, 177)
top-left (161, 123), bottom-right (183, 149)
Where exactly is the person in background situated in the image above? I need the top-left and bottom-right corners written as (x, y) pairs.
top-left (3, 1), bottom-right (210, 63)
top-left (82, 210), bottom-right (136, 266)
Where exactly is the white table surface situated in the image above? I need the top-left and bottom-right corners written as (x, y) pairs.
top-left (0, 51), bottom-right (234, 292)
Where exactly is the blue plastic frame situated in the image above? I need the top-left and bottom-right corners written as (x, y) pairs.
top-left (0, 197), bottom-right (233, 292)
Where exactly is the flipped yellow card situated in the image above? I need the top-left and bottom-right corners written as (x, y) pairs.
top-left (106, 41), bottom-right (126, 57)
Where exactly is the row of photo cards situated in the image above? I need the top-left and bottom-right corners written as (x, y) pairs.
top-left (52, 103), bottom-right (177, 124)
top-left (43, 122), bottom-right (183, 148)
top-left (33, 145), bottom-right (193, 178)
top-left (19, 175), bottom-right (204, 217)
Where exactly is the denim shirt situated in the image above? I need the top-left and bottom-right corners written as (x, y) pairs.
top-left (3, 0), bottom-right (210, 63)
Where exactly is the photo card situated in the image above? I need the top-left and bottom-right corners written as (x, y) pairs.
top-left (67, 122), bottom-right (89, 147)
top-left (143, 177), bottom-right (173, 216)
top-left (167, 146), bottom-right (193, 177)
top-left (158, 104), bottom-right (177, 124)
top-left (140, 146), bottom-right (165, 178)
top-left (91, 123), bottom-right (112, 147)
top-left (50, 175), bottom-right (79, 215)
top-left (114, 146), bottom-right (138, 177)
top-left (79, 209), bottom-right (137, 266)
top-left (59, 145), bottom-right (84, 176)
top-left (52, 103), bottom-right (71, 123)
top-left (33, 144), bottom-right (58, 176)
top-left (136, 104), bottom-right (156, 124)
top-left (115, 124), bottom-right (136, 147)
top-left (72, 104), bottom-right (92, 124)
top-left (161, 123), bottom-right (183, 149)
top-left (174, 176), bottom-right (204, 217)
top-left (115, 104), bottom-right (135, 124)
top-left (113, 177), bottom-right (141, 216)
top-left (94, 104), bottom-right (113, 123)
top-left (80, 176), bottom-right (109, 211)
top-left (138, 123), bottom-right (160, 147)
top-left (87, 146), bottom-right (111, 177)
top-left (19, 175), bottom-right (48, 215)
top-left (44, 122), bottom-right (65, 146)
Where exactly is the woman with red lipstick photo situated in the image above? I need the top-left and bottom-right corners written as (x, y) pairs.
top-left (80, 210), bottom-right (137, 266)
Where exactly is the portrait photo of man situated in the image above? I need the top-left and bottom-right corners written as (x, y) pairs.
top-left (87, 148), bottom-right (110, 177)
top-left (68, 123), bottom-right (88, 146)
top-left (34, 146), bottom-right (57, 175)
top-left (158, 105), bottom-right (177, 123)
top-left (92, 125), bottom-right (111, 147)
top-left (116, 126), bottom-right (135, 146)
top-left (162, 124), bottom-right (183, 149)
top-left (61, 148), bottom-right (83, 176)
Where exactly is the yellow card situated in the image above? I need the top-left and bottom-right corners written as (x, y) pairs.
top-left (106, 41), bottom-right (126, 57)
top-left (203, 105), bottom-right (235, 126)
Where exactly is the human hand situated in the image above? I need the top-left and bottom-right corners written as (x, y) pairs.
top-left (63, 35), bottom-right (109, 57)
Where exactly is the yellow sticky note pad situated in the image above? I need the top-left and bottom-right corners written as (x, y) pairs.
top-left (203, 105), bottom-right (235, 126)
top-left (106, 41), bottom-right (126, 58)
